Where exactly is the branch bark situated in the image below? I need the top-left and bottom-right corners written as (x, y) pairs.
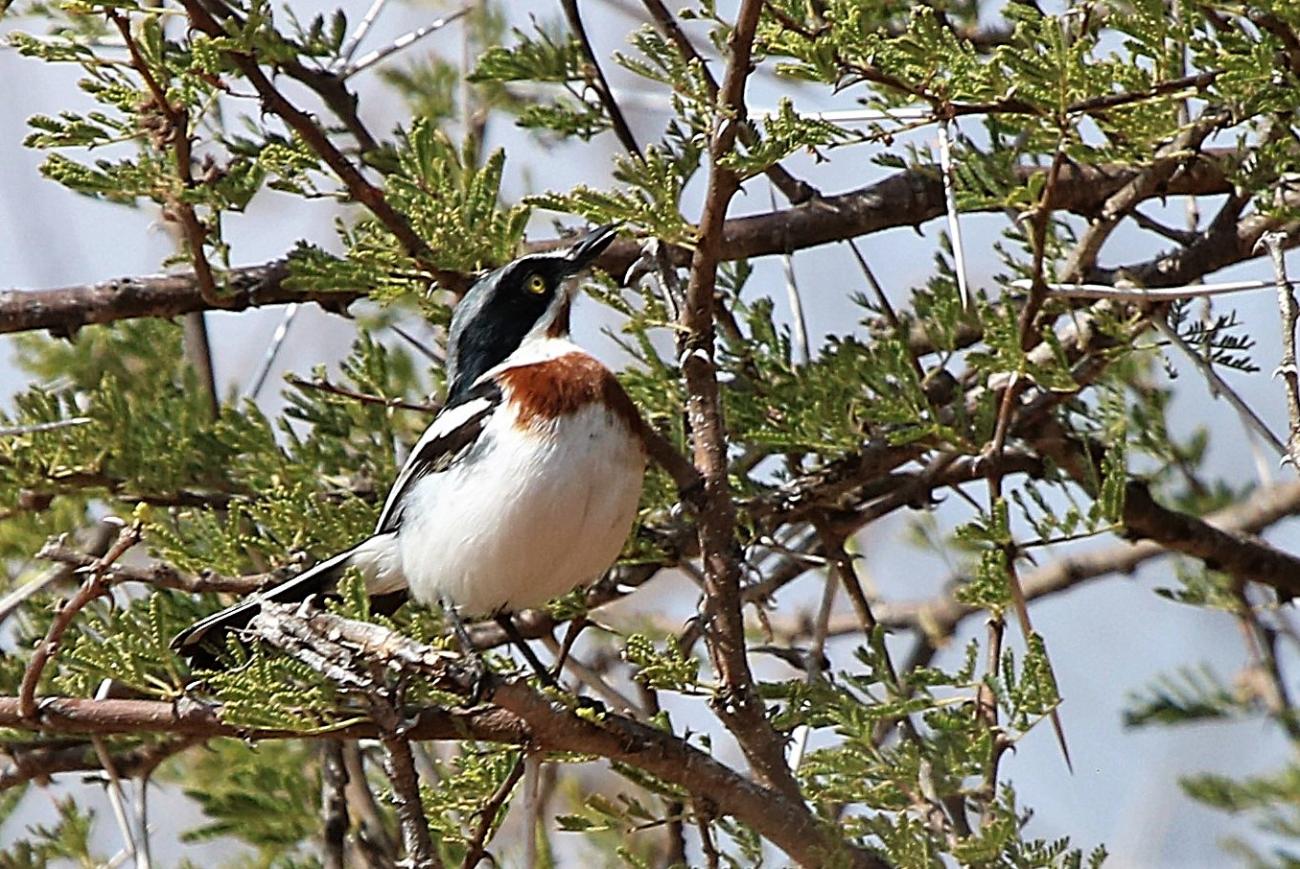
top-left (677, 0), bottom-right (804, 804)
top-left (1121, 481), bottom-right (1300, 599)
top-left (0, 152), bottom-right (1239, 338)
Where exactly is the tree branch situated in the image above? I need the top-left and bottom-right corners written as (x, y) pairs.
top-left (19, 524), bottom-right (142, 720)
top-left (561, 0), bottom-right (641, 158)
top-left (638, 0), bottom-right (819, 203)
top-left (0, 735), bottom-right (200, 792)
top-left (243, 605), bottom-right (888, 869)
top-left (0, 696), bottom-right (528, 742)
top-left (0, 152), bottom-right (1240, 338)
top-left (677, 0), bottom-right (804, 804)
top-left (1121, 481), bottom-right (1300, 599)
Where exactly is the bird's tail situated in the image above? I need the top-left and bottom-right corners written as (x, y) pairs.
top-left (171, 548), bottom-right (356, 663)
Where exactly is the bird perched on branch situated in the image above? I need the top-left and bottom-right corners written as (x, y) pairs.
top-left (173, 225), bottom-right (647, 677)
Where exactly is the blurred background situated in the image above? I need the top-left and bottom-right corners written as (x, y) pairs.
top-left (2, 1), bottom-right (1298, 865)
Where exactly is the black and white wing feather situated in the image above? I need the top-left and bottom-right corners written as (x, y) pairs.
top-left (375, 379), bottom-right (501, 533)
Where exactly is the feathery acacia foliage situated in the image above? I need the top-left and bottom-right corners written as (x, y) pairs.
top-left (1, 0), bottom-right (1299, 865)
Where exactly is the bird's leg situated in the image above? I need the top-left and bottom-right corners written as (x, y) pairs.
top-left (494, 613), bottom-right (562, 692)
top-left (551, 616), bottom-right (590, 678)
top-left (441, 598), bottom-right (490, 705)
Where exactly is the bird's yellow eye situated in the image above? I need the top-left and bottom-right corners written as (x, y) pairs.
top-left (526, 274), bottom-right (547, 295)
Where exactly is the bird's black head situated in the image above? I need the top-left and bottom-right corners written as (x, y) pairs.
top-left (444, 224), bottom-right (619, 404)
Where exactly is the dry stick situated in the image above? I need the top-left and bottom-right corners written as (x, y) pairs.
top-left (0, 735), bottom-right (200, 792)
top-left (379, 734), bottom-right (441, 868)
top-left (110, 9), bottom-right (221, 417)
top-left (244, 305), bottom-right (300, 401)
top-left (36, 544), bottom-right (270, 595)
top-left (523, 753), bottom-right (541, 869)
top-left (253, 605), bottom-right (884, 868)
top-left (1260, 232), bottom-right (1300, 470)
top-left (845, 238), bottom-right (925, 380)
top-left (784, 561), bottom-right (836, 772)
top-left (182, 313), bottom-right (220, 421)
top-left (678, 0), bottom-right (805, 806)
top-left (1232, 588), bottom-right (1300, 741)
top-left (18, 524), bottom-right (142, 720)
top-left (344, 7), bottom-right (473, 80)
top-left (338, 0), bottom-right (388, 63)
top-left (936, 119), bottom-right (972, 308)
top-left (694, 798), bottom-right (721, 869)
top-left (1059, 110), bottom-right (1228, 282)
top-left (342, 742), bottom-right (399, 862)
top-left (251, 607), bottom-right (443, 867)
top-left (560, 0), bottom-right (641, 157)
top-left (179, 0), bottom-right (462, 293)
top-left (1019, 277), bottom-right (1293, 301)
top-left (770, 183), bottom-right (810, 366)
top-left (286, 375), bottom-right (440, 414)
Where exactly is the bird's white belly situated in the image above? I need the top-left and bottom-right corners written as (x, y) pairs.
top-left (396, 403), bottom-right (645, 614)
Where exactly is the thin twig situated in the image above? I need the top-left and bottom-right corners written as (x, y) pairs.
top-left (981, 140), bottom-right (1074, 783)
top-left (785, 566), bottom-right (835, 772)
top-left (19, 523), bottom-right (142, 720)
top-left (845, 238), bottom-right (925, 380)
top-left (286, 375), bottom-right (439, 414)
top-left (36, 543), bottom-right (271, 595)
top-left (461, 752), bottom-right (526, 869)
top-left (180, 0), bottom-right (461, 291)
top-left (321, 741), bottom-right (349, 869)
top-left (1153, 317), bottom-right (1288, 457)
top-left (1260, 232), bottom-right (1300, 469)
top-left (770, 183), bottom-right (809, 366)
top-left (560, 0), bottom-right (641, 157)
top-left (638, 0), bottom-right (819, 203)
top-left (182, 312), bottom-right (219, 421)
top-left (1016, 277), bottom-right (1292, 301)
top-left (90, 735), bottom-right (139, 865)
top-left (339, 0), bottom-right (389, 63)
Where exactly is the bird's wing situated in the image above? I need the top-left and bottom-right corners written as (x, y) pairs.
top-left (374, 380), bottom-right (502, 534)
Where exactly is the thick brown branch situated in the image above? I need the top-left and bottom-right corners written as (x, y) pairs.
top-left (868, 480), bottom-right (1300, 641)
top-left (0, 261), bottom-right (359, 338)
top-left (0, 153), bottom-right (1239, 338)
top-left (0, 696), bottom-right (528, 742)
top-left (0, 735), bottom-right (199, 791)
top-left (247, 606), bottom-right (886, 869)
top-left (1122, 481), bottom-right (1300, 598)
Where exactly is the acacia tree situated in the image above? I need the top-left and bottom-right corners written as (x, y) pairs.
top-left (1, 0), bottom-right (1299, 865)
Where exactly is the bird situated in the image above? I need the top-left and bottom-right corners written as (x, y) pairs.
top-left (173, 224), bottom-right (648, 677)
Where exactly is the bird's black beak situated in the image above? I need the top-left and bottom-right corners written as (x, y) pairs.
top-left (563, 223), bottom-right (620, 272)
